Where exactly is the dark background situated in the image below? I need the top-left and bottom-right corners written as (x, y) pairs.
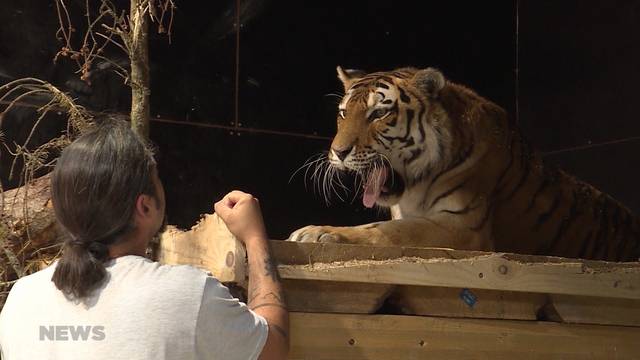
top-left (1, 0), bottom-right (640, 240)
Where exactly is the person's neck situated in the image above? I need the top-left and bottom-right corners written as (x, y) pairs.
top-left (108, 231), bottom-right (150, 259)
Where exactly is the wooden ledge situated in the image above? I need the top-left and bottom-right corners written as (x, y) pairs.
top-left (272, 241), bottom-right (640, 299)
top-left (159, 217), bottom-right (640, 299)
top-left (158, 216), bottom-right (640, 326)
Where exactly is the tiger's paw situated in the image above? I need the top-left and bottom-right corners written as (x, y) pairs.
top-left (287, 225), bottom-right (345, 243)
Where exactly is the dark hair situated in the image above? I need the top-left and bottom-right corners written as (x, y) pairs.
top-left (51, 119), bottom-right (157, 299)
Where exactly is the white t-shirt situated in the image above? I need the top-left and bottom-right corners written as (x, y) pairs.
top-left (0, 255), bottom-right (268, 360)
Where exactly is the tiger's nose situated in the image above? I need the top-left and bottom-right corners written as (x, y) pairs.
top-left (332, 146), bottom-right (354, 161)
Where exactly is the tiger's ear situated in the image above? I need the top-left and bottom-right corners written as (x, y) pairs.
top-left (337, 66), bottom-right (366, 91)
top-left (412, 68), bottom-right (446, 98)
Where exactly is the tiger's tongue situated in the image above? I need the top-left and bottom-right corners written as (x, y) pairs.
top-left (363, 167), bottom-right (388, 208)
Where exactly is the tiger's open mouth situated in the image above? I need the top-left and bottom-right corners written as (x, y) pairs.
top-left (362, 165), bottom-right (405, 208)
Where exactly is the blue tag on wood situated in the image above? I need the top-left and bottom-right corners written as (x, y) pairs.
top-left (459, 288), bottom-right (477, 308)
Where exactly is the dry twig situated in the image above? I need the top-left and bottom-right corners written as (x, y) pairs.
top-left (53, 0), bottom-right (175, 84)
top-left (0, 79), bottom-right (92, 307)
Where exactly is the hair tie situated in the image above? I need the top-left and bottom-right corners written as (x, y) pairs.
top-left (67, 238), bottom-right (109, 261)
top-left (69, 238), bottom-right (89, 248)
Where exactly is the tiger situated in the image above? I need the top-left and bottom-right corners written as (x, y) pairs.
top-left (288, 66), bottom-right (640, 262)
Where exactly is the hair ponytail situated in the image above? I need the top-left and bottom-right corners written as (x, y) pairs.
top-left (50, 119), bottom-right (157, 299)
top-left (52, 239), bottom-right (110, 298)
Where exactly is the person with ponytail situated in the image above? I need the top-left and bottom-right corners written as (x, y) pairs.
top-left (0, 119), bottom-right (288, 359)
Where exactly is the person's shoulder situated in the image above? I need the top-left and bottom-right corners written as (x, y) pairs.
top-left (110, 256), bottom-right (216, 314)
top-left (9, 262), bottom-right (57, 291)
top-left (109, 255), bottom-right (211, 291)
top-left (118, 255), bottom-right (207, 276)
top-left (151, 261), bottom-right (211, 283)
top-left (1, 263), bottom-right (57, 308)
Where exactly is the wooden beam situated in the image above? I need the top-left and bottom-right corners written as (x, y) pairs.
top-left (158, 214), bottom-right (246, 285)
top-left (284, 279), bottom-right (393, 314)
top-left (158, 225), bottom-right (640, 299)
top-left (289, 312), bottom-right (640, 360)
top-left (274, 242), bottom-right (640, 299)
top-left (387, 286), bottom-right (547, 321)
top-left (550, 294), bottom-right (640, 326)
top-left (158, 226), bottom-right (640, 323)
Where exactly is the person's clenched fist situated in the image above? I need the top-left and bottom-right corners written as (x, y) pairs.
top-left (214, 190), bottom-right (267, 245)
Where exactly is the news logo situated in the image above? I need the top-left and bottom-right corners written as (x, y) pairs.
top-left (39, 325), bottom-right (106, 341)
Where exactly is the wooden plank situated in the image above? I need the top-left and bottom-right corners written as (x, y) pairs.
top-left (158, 213), bottom-right (246, 285)
top-left (284, 279), bottom-right (393, 313)
top-left (157, 230), bottom-right (640, 297)
top-left (387, 286), bottom-right (547, 321)
top-left (271, 240), bottom-right (406, 264)
top-left (157, 226), bottom-right (640, 320)
top-left (270, 240), bottom-right (640, 270)
top-left (550, 294), bottom-right (640, 326)
top-left (277, 247), bottom-right (640, 299)
top-left (289, 312), bottom-right (640, 360)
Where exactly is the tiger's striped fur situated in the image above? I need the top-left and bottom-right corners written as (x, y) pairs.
top-left (289, 66), bottom-right (640, 262)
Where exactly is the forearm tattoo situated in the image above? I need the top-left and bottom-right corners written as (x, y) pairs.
top-left (248, 256), bottom-right (286, 309)
top-left (247, 253), bottom-right (288, 341)
top-left (249, 289), bottom-right (286, 309)
top-left (263, 256), bottom-right (281, 283)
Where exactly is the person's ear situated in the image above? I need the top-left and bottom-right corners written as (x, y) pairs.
top-left (135, 194), bottom-right (152, 217)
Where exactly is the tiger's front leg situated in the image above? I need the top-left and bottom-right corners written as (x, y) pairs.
top-left (287, 218), bottom-right (492, 251)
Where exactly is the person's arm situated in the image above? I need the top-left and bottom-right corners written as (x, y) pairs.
top-left (214, 191), bottom-right (289, 360)
top-left (244, 236), bottom-right (289, 360)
